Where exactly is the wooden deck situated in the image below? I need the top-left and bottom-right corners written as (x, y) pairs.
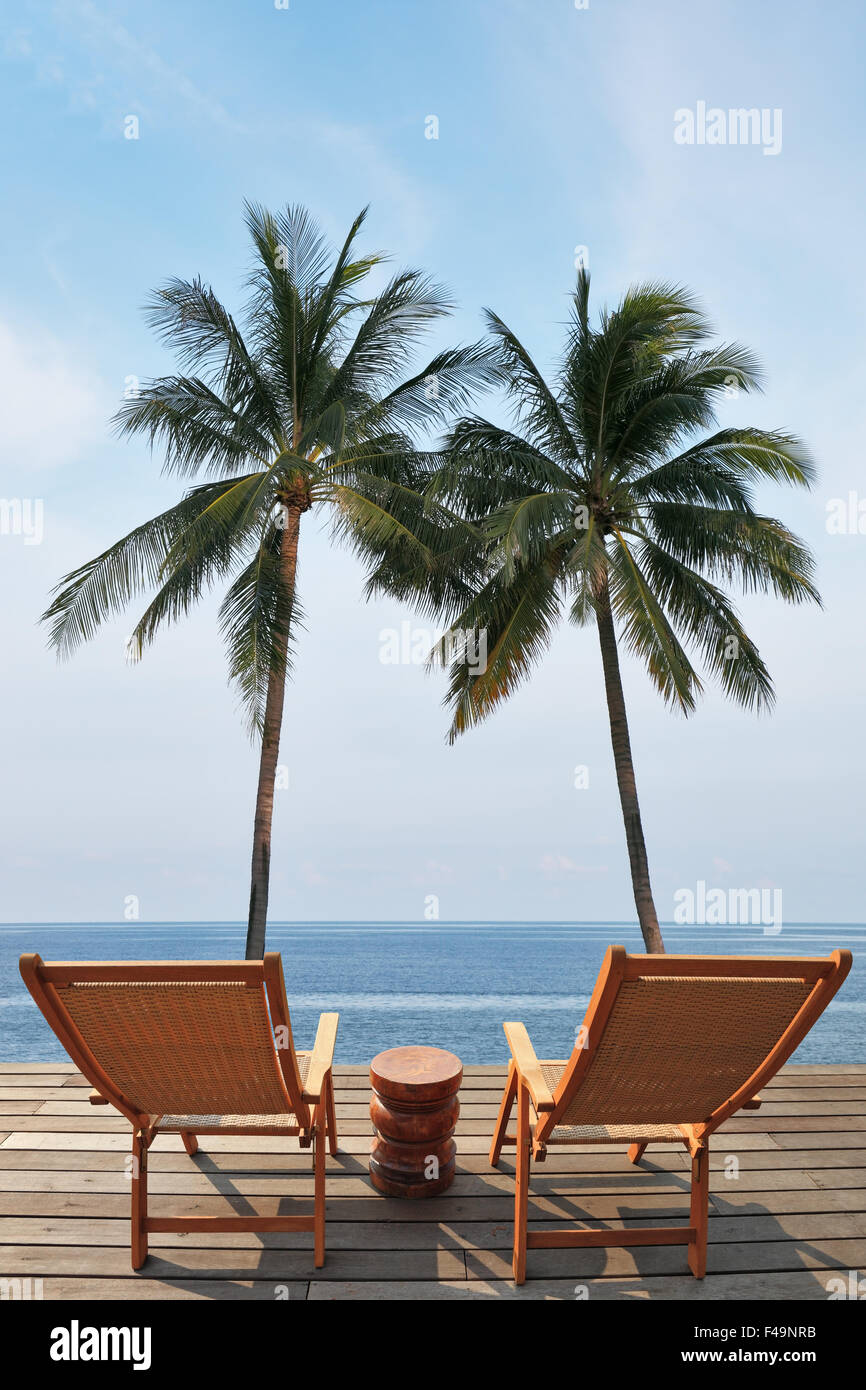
top-left (0, 1061), bottom-right (864, 1300)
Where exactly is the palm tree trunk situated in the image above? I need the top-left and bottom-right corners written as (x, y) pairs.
top-left (594, 571), bottom-right (665, 953)
top-left (245, 505), bottom-right (302, 959)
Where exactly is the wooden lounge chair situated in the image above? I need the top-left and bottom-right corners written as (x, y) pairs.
top-left (19, 952), bottom-right (338, 1271)
top-left (489, 946), bottom-right (851, 1284)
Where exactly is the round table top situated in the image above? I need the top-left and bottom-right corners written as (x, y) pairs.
top-left (370, 1045), bottom-right (463, 1101)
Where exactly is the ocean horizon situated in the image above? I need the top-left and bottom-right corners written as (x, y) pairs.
top-left (2, 920), bottom-right (862, 1065)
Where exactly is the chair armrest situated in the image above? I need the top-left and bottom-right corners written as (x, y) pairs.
top-left (503, 1022), bottom-right (556, 1112)
top-left (303, 1012), bottom-right (339, 1103)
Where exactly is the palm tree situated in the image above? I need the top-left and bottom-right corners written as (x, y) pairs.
top-left (384, 271), bottom-right (820, 952)
top-left (42, 202), bottom-right (496, 958)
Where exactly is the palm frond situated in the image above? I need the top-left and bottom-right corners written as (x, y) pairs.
top-left (483, 309), bottom-right (578, 460)
top-left (352, 342), bottom-right (503, 438)
top-left (636, 537), bottom-right (775, 710)
top-left (579, 282), bottom-right (709, 467)
top-left (636, 427), bottom-right (816, 495)
top-left (608, 530), bottom-right (701, 711)
top-left (143, 277), bottom-right (284, 444)
top-left (218, 523), bottom-right (304, 736)
top-left (41, 479), bottom-right (244, 657)
top-left (113, 376), bottom-right (273, 478)
top-left (606, 344), bottom-right (762, 479)
top-left (484, 492), bottom-right (577, 580)
top-left (318, 270), bottom-right (453, 419)
top-left (644, 504), bottom-right (821, 604)
top-left (438, 556), bottom-right (565, 741)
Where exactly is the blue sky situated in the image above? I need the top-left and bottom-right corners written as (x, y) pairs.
top-left (1, 0), bottom-right (865, 925)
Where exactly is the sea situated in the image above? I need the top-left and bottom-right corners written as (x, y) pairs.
top-left (1, 921), bottom-right (863, 1065)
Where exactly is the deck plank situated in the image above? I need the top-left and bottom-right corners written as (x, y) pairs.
top-left (30, 1278), bottom-right (310, 1299)
top-left (464, 1238), bottom-right (866, 1281)
top-left (3, 1185), bottom-right (864, 1220)
top-left (0, 1128), bottom-right (794, 1152)
top-left (4, 1209), bottom-right (866, 1250)
top-left (0, 1244), bottom-right (467, 1280)
top-left (307, 1270), bottom-right (842, 1300)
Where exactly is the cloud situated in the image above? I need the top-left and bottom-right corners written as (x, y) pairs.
top-left (6, 2), bottom-right (243, 137)
top-left (540, 854), bottom-right (608, 877)
top-left (0, 321), bottom-right (107, 469)
top-left (301, 862), bottom-right (327, 887)
top-left (4, 29), bottom-right (32, 59)
top-left (67, 0), bottom-right (244, 133)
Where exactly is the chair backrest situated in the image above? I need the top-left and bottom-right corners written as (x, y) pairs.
top-left (536, 947), bottom-right (851, 1142)
top-left (20, 953), bottom-right (310, 1128)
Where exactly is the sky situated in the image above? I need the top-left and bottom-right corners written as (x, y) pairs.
top-left (1, 0), bottom-right (864, 926)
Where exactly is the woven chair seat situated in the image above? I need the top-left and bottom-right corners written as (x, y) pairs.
top-left (540, 1062), bottom-right (685, 1143)
top-left (546, 1120), bottom-right (685, 1144)
top-left (157, 1111), bottom-right (300, 1131)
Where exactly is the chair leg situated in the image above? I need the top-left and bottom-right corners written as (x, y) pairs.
top-left (512, 1080), bottom-right (530, 1285)
top-left (325, 1070), bottom-right (338, 1156)
top-left (490, 1060), bottom-right (517, 1167)
top-left (628, 1142), bottom-right (648, 1165)
top-left (130, 1130), bottom-right (148, 1271)
top-left (313, 1103), bottom-right (326, 1269)
top-left (180, 1131), bottom-right (198, 1156)
top-left (687, 1145), bottom-right (709, 1278)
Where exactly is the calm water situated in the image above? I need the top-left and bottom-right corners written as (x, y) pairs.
top-left (1, 921), bottom-right (863, 1064)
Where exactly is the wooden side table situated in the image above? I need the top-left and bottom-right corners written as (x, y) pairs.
top-left (369, 1046), bottom-right (462, 1198)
